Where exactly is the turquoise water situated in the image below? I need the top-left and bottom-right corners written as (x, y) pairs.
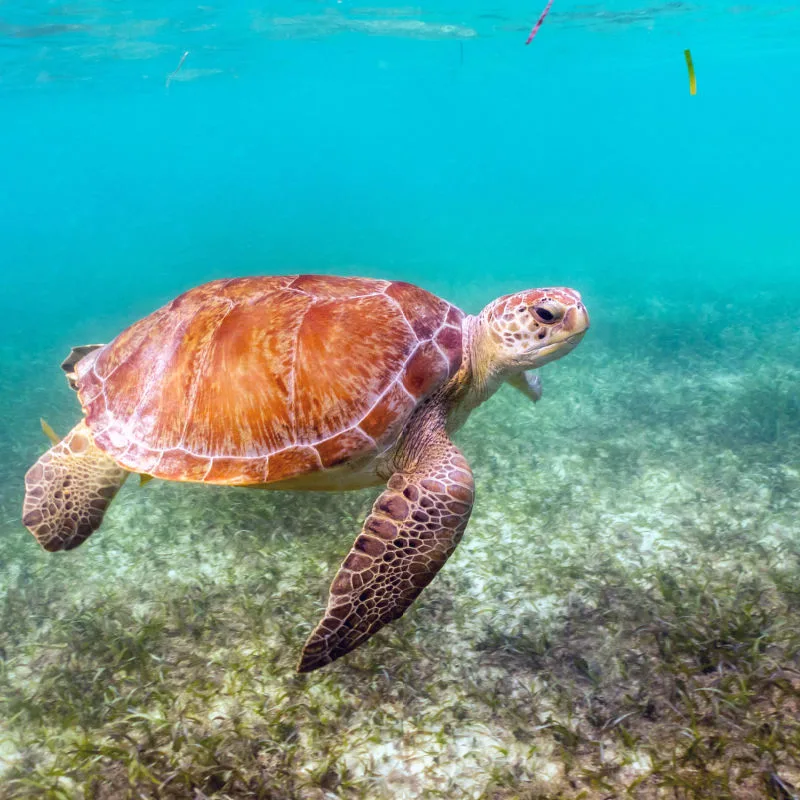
top-left (1, 2), bottom-right (800, 797)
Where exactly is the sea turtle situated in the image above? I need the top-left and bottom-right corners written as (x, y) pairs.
top-left (22, 275), bottom-right (589, 672)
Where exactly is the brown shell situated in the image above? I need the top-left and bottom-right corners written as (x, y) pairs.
top-left (74, 275), bottom-right (465, 485)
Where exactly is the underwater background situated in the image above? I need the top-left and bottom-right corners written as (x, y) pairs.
top-left (1, 1), bottom-right (799, 797)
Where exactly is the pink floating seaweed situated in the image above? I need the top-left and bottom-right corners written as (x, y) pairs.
top-left (525, 0), bottom-right (554, 45)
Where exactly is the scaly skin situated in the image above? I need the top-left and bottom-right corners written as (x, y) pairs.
top-left (22, 421), bottom-right (128, 552)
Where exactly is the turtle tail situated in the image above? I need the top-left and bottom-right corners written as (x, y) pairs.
top-left (22, 421), bottom-right (128, 551)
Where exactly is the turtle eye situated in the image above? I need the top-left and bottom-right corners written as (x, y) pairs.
top-left (531, 303), bottom-right (564, 324)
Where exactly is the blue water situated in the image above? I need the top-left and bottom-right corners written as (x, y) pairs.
top-left (2, 1), bottom-right (799, 354)
top-left (1, 2), bottom-right (799, 796)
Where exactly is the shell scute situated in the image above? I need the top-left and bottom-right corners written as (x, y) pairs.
top-left (183, 289), bottom-right (308, 455)
top-left (435, 323), bottom-right (464, 374)
top-left (385, 281), bottom-right (449, 340)
top-left (402, 341), bottom-right (448, 397)
top-left (288, 274), bottom-right (389, 298)
top-left (267, 446), bottom-right (321, 483)
top-left (156, 450), bottom-right (210, 482)
top-left (293, 295), bottom-right (413, 443)
top-left (110, 439), bottom-right (162, 475)
top-left (316, 428), bottom-right (375, 468)
top-left (359, 383), bottom-right (417, 444)
top-left (204, 457), bottom-right (267, 485)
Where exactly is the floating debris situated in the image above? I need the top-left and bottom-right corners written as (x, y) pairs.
top-left (525, 0), bottom-right (554, 45)
top-left (166, 50), bottom-right (189, 88)
top-left (40, 418), bottom-right (60, 445)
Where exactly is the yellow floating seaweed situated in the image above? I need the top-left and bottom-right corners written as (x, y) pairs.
top-left (684, 49), bottom-right (697, 96)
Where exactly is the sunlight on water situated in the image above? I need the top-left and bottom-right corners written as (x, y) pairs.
top-left (1, 2), bottom-right (799, 90)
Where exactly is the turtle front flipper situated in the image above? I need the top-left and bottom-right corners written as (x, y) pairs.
top-left (22, 420), bottom-right (128, 552)
top-left (507, 370), bottom-right (543, 403)
top-left (298, 431), bottom-right (474, 673)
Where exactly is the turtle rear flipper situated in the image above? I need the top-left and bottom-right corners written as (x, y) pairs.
top-left (61, 344), bottom-right (104, 391)
top-left (22, 421), bottom-right (128, 551)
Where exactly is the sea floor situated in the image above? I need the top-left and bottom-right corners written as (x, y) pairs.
top-left (0, 288), bottom-right (799, 799)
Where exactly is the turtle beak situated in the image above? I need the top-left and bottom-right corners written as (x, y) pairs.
top-left (567, 299), bottom-right (590, 335)
top-left (530, 330), bottom-right (584, 365)
top-left (552, 288), bottom-right (589, 336)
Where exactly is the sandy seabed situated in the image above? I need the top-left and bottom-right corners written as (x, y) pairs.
top-left (0, 292), bottom-right (798, 799)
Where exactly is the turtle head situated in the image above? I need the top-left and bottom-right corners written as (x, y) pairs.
top-left (466, 287), bottom-right (589, 403)
top-left (482, 287), bottom-right (589, 370)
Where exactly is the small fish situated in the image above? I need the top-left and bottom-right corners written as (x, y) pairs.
top-left (40, 418), bottom-right (60, 445)
top-left (525, 0), bottom-right (554, 45)
top-left (684, 48), bottom-right (696, 95)
top-left (166, 50), bottom-right (189, 88)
